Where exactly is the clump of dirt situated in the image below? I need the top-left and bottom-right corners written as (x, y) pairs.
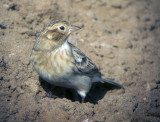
top-left (0, 0), bottom-right (160, 121)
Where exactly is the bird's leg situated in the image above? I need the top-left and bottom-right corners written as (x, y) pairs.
top-left (77, 91), bottom-right (86, 103)
top-left (81, 97), bottom-right (85, 103)
top-left (81, 96), bottom-right (95, 103)
top-left (45, 91), bottom-right (57, 98)
top-left (42, 86), bottom-right (58, 98)
top-left (78, 90), bottom-right (87, 103)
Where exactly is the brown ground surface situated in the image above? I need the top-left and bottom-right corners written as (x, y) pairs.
top-left (0, 0), bottom-right (160, 121)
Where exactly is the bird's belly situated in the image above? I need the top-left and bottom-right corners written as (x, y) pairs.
top-left (34, 64), bottom-right (75, 88)
top-left (33, 50), bottom-right (76, 88)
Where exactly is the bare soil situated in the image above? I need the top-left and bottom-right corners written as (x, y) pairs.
top-left (0, 0), bottom-right (160, 121)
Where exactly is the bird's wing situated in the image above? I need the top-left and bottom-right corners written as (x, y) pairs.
top-left (68, 42), bottom-right (100, 76)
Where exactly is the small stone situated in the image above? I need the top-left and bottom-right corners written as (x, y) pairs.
top-left (18, 27), bottom-right (30, 34)
top-left (146, 83), bottom-right (158, 91)
top-left (143, 97), bottom-right (147, 101)
top-left (8, 4), bottom-right (20, 11)
top-left (112, 39), bottom-right (133, 49)
top-left (132, 103), bottom-right (138, 112)
top-left (16, 87), bottom-right (24, 94)
top-left (0, 24), bottom-right (7, 29)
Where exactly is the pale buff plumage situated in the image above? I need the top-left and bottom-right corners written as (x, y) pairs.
top-left (30, 20), bottom-right (123, 103)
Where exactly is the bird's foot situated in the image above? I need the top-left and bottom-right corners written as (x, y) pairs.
top-left (42, 91), bottom-right (58, 99)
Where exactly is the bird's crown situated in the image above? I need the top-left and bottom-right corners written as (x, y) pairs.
top-left (34, 20), bottom-right (81, 51)
top-left (39, 20), bottom-right (80, 41)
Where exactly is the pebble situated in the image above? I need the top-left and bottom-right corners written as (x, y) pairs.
top-left (146, 83), bottom-right (158, 91)
top-left (112, 39), bottom-right (133, 49)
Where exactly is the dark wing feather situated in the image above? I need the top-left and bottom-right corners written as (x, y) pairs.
top-left (69, 43), bottom-right (124, 88)
top-left (68, 42), bottom-right (100, 76)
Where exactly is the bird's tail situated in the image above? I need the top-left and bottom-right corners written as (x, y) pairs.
top-left (101, 76), bottom-right (124, 89)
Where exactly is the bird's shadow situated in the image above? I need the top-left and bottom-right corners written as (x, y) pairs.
top-left (37, 77), bottom-right (124, 104)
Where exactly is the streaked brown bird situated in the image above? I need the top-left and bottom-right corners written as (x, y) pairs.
top-left (30, 20), bottom-right (123, 103)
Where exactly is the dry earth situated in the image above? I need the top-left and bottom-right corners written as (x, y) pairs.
top-left (0, 0), bottom-right (160, 121)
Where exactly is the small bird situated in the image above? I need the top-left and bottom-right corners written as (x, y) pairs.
top-left (30, 20), bottom-right (123, 103)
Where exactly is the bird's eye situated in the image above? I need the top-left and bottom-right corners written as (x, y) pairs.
top-left (59, 26), bottom-right (65, 30)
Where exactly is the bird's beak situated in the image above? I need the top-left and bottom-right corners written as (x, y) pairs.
top-left (70, 24), bottom-right (81, 32)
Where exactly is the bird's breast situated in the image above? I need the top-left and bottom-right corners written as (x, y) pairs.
top-left (31, 42), bottom-right (76, 83)
top-left (50, 47), bottom-right (74, 74)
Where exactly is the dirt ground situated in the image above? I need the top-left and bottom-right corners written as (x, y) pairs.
top-left (0, 0), bottom-right (160, 121)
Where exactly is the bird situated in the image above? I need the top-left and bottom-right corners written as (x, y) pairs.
top-left (30, 20), bottom-right (124, 103)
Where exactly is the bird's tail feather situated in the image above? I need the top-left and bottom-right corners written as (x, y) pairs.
top-left (101, 77), bottom-right (124, 89)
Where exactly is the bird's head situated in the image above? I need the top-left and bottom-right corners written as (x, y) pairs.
top-left (40, 20), bottom-right (81, 44)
